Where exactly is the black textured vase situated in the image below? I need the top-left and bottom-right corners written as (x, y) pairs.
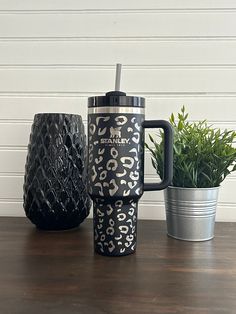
top-left (23, 113), bottom-right (91, 230)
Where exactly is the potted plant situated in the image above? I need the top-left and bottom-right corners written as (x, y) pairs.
top-left (146, 106), bottom-right (236, 241)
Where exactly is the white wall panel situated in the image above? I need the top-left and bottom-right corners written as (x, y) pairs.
top-left (1, 13), bottom-right (236, 38)
top-left (0, 97), bottom-right (87, 120)
top-left (0, 149), bottom-right (26, 173)
top-left (1, 41), bottom-right (236, 65)
top-left (1, 1), bottom-right (236, 10)
top-left (0, 123), bottom-right (31, 147)
top-left (0, 1), bottom-right (236, 219)
top-left (2, 68), bottom-right (236, 93)
top-left (0, 97), bottom-right (236, 121)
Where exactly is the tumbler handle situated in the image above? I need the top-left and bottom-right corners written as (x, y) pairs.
top-left (143, 120), bottom-right (173, 191)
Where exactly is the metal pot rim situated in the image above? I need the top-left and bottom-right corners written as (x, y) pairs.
top-left (167, 186), bottom-right (220, 191)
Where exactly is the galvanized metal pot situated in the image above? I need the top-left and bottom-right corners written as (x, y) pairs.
top-left (164, 186), bottom-right (219, 241)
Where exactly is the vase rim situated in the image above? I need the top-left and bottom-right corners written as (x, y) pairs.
top-left (34, 112), bottom-right (82, 118)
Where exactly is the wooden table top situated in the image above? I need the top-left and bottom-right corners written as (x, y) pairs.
top-left (0, 217), bottom-right (235, 314)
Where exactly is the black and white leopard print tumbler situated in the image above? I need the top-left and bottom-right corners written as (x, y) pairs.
top-left (88, 90), bottom-right (173, 256)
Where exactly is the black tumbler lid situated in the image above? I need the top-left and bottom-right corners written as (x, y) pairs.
top-left (88, 90), bottom-right (145, 108)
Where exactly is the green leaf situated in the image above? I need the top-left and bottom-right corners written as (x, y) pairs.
top-left (151, 158), bottom-right (157, 171)
top-left (170, 113), bottom-right (175, 124)
top-left (178, 120), bottom-right (184, 131)
top-left (149, 134), bottom-right (155, 144)
top-left (173, 144), bottom-right (181, 155)
top-left (202, 172), bottom-right (212, 183)
top-left (223, 169), bottom-right (231, 179)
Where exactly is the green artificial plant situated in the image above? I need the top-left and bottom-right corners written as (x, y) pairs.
top-left (146, 106), bottom-right (236, 188)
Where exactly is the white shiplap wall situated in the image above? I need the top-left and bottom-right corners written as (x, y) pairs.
top-left (0, 1), bottom-right (236, 221)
